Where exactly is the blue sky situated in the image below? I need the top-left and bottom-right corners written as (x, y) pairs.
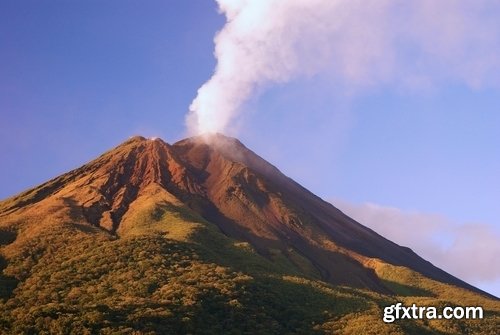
top-left (1, 1), bottom-right (499, 296)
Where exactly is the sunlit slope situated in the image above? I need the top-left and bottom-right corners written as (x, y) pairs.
top-left (0, 135), bottom-right (498, 334)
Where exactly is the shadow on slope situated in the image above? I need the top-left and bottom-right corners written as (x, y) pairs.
top-left (0, 229), bottom-right (18, 301)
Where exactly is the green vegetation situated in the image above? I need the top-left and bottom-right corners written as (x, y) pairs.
top-left (0, 200), bottom-right (499, 334)
top-left (0, 226), bottom-right (365, 334)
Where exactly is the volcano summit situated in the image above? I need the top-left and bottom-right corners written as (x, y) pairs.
top-left (0, 134), bottom-right (498, 334)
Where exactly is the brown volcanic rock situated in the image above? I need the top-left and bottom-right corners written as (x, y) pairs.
top-left (0, 134), bottom-right (490, 296)
top-left (169, 134), bottom-right (484, 294)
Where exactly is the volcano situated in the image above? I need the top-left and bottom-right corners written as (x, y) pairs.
top-left (0, 134), bottom-right (498, 334)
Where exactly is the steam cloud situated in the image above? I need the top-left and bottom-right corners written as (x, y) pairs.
top-left (186, 0), bottom-right (500, 134)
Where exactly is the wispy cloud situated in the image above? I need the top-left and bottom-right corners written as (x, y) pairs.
top-left (333, 199), bottom-right (500, 295)
top-left (187, 0), bottom-right (500, 134)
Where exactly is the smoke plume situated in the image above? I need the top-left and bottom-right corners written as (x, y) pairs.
top-left (187, 0), bottom-right (500, 134)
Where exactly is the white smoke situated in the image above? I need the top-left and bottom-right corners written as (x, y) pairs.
top-left (187, 0), bottom-right (500, 135)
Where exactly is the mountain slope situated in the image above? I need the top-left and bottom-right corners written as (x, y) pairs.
top-left (0, 134), bottom-right (498, 334)
top-left (171, 134), bottom-right (487, 294)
